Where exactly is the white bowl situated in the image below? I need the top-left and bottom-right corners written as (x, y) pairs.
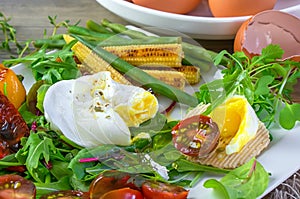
top-left (96, 0), bottom-right (300, 39)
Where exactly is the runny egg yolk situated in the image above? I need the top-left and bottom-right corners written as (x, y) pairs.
top-left (210, 95), bottom-right (259, 155)
top-left (220, 105), bottom-right (241, 138)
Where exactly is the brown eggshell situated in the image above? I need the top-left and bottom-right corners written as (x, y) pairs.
top-left (208, 0), bottom-right (277, 17)
top-left (131, 0), bottom-right (202, 14)
top-left (234, 10), bottom-right (300, 61)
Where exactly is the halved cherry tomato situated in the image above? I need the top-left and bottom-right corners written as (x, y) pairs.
top-left (100, 187), bottom-right (143, 199)
top-left (0, 91), bottom-right (30, 159)
top-left (40, 190), bottom-right (89, 199)
top-left (0, 64), bottom-right (26, 109)
top-left (171, 115), bottom-right (219, 158)
top-left (0, 174), bottom-right (36, 199)
top-left (141, 180), bottom-right (188, 199)
top-left (89, 170), bottom-right (140, 199)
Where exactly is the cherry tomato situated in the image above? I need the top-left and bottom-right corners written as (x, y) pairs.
top-left (40, 190), bottom-right (89, 199)
top-left (0, 174), bottom-right (36, 199)
top-left (0, 64), bottom-right (26, 109)
top-left (89, 170), bottom-right (140, 199)
top-left (0, 91), bottom-right (30, 159)
top-left (100, 187), bottom-right (143, 199)
top-left (141, 181), bottom-right (188, 199)
top-left (4, 165), bottom-right (27, 173)
top-left (171, 115), bottom-right (219, 158)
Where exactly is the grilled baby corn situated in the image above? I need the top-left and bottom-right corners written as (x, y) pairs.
top-left (175, 65), bottom-right (200, 85)
top-left (103, 44), bottom-right (183, 67)
top-left (142, 69), bottom-right (186, 90)
top-left (63, 34), bottom-right (131, 85)
top-left (139, 65), bottom-right (200, 85)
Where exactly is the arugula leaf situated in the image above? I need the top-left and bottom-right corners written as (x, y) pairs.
top-left (16, 133), bottom-right (58, 182)
top-left (204, 158), bottom-right (269, 199)
top-left (3, 39), bottom-right (80, 84)
top-left (35, 176), bottom-right (72, 198)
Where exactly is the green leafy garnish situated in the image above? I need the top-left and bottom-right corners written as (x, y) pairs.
top-left (279, 103), bottom-right (300, 129)
top-left (196, 44), bottom-right (300, 129)
top-left (204, 158), bottom-right (269, 199)
top-left (0, 12), bottom-right (23, 53)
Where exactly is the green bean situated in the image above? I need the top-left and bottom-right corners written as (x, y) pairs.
top-left (48, 34), bottom-right (64, 40)
top-left (101, 18), bottom-right (149, 39)
top-left (182, 55), bottom-right (213, 72)
top-left (33, 38), bottom-right (66, 49)
top-left (86, 19), bottom-right (113, 34)
top-left (71, 34), bottom-right (199, 107)
top-left (68, 25), bottom-right (115, 40)
top-left (95, 36), bottom-right (182, 46)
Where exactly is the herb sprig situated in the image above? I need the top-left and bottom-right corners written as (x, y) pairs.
top-left (196, 44), bottom-right (300, 129)
top-left (0, 12), bottom-right (25, 56)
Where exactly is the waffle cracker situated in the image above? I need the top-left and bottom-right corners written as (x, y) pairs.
top-left (185, 104), bottom-right (270, 169)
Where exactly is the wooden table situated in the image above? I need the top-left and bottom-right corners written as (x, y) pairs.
top-left (1, 0), bottom-right (300, 198)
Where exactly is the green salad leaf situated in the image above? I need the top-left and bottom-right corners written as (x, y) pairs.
top-left (279, 103), bottom-right (300, 129)
top-left (204, 158), bottom-right (269, 199)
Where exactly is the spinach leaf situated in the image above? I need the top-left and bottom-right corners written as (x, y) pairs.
top-left (204, 158), bottom-right (269, 199)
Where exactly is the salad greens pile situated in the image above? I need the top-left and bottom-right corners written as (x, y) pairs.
top-left (197, 45), bottom-right (300, 129)
top-left (1, 12), bottom-right (299, 199)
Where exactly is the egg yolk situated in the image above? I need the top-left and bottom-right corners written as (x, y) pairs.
top-left (210, 98), bottom-right (243, 138)
top-left (210, 95), bottom-right (259, 154)
top-left (114, 91), bottom-right (158, 127)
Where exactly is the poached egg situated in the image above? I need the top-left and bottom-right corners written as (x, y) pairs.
top-left (43, 71), bottom-right (158, 148)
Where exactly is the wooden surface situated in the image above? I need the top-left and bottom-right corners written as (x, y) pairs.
top-left (1, 0), bottom-right (300, 198)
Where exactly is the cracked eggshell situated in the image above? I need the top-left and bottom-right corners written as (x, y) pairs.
top-left (234, 10), bottom-right (300, 61)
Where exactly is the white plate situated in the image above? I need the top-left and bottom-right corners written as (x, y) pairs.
top-left (10, 61), bottom-right (300, 199)
top-left (96, 0), bottom-right (300, 40)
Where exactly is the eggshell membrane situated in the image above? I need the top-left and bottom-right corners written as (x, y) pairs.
top-left (234, 10), bottom-right (300, 61)
top-left (208, 0), bottom-right (277, 17)
top-left (131, 0), bottom-right (202, 14)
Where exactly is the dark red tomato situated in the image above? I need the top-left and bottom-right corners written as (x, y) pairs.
top-left (40, 190), bottom-right (89, 199)
top-left (141, 181), bottom-right (188, 199)
top-left (171, 115), bottom-right (220, 158)
top-left (0, 174), bottom-right (36, 199)
top-left (89, 170), bottom-right (140, 199)
top-left (5, 165), bottom-right (27, 173)
top-left (100, 187), bottom-right (143, 199)
top-left (0, 91), bottom-right (30, 159)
